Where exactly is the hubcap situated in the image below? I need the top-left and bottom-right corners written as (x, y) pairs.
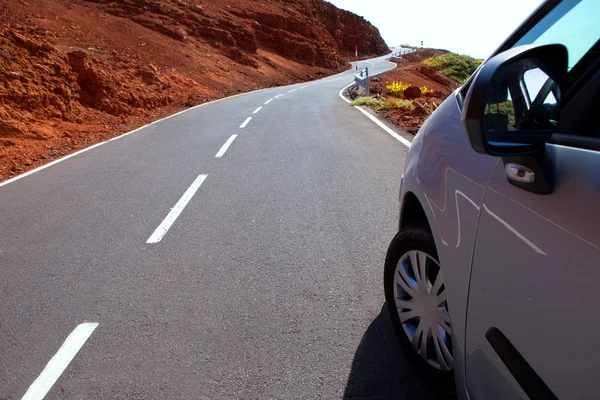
top-left (393, 250), bottom-right (453, 371)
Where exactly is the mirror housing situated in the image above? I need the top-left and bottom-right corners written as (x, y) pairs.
top-left (462, 44), bottom-right (568, 156)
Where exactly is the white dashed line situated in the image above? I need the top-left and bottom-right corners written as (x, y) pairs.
top-left (0, 85), bottom-right (277, 188)
top-left (253, 107), bottom-right (262, 114)
top-left (146, 174), bottom-right (208, 244)
top-left (240, 117), bottom-right (252, 128)
top-left (288, 89), bottom-right (297, 93)
top-left (21, 322), bottom-right (98, 400)
top-left (215, 135), bottom-right (238, 158)
top-left (275, 94), bottom-right (284, 98)
top-left (264, 99), bottom-right (273, 104)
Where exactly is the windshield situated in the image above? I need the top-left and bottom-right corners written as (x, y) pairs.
top-left (514, 0), bottom-right (600, 70)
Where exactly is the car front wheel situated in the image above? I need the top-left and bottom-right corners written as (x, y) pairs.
top-left (384, 223), bottom-right (455, 389)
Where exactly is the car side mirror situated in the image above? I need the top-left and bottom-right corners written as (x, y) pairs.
top-left (462, 44), bottom-right (568, 157)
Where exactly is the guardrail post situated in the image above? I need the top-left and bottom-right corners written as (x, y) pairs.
top-left (354, 66), bottom-right (370, 97)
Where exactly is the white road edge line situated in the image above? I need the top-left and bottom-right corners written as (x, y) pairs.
top-left (0, 55), bottom-right (395, 189)
top-left (264, 99), bottom-right (273, 104)
top-left (0, 142), bottom-right (106, 189)
top-left (355, 107), bottom-right (412, 148)
top-left (239, 117), bottom-right (252, 128)
top-left (215, 135), bottom-right (238, 158)
top-left (0, 87), bottom-right (276, 189)
top-left (338, 82), bottom-right (354, 105)
top-left (288, 89), bottom-right (297, 93)
top-left (146, 174), bottom-right (208, 244)
top-left (253, 107), bottom-right (262, 114)
top-left (275, 94), bottom-right (284, 98)
top-left (337, 65), bottom-right (411, 148)
top-left (21, 322), bottom-right (99, 400)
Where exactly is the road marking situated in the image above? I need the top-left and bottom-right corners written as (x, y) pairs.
top-left (0, 142), bottom-right (106, 189)
top-left (337, 62), bottom-right (410, 149)
top-left (300, 86), bottom-right (307, 89)
top-left (0, 55), bottom-right (396, 188)
top-left (253, 107), bottom-right (262, 114)
top-left (338, 82), bottom-right (354, 104)
top-left (240, 117), bottom-right (252, 128)
top-left (215, 135), bottom-right (238, 158)
top-left (0, 87), bottom-right (267, 188)
top-left (275, 94), bottom-right (284, 98)
top-left (146, 174), bottom-right (208, 244)
top-left (288, 89), bottom-right (297, 93)
top-left (21, 322), bottom-right (99, 400)
top-left (264, 99), bottom-right (273, 104)
top-left (355, 107), bottom-right (412, 148)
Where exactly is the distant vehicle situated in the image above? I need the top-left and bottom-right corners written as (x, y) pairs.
top-left (383, 0), bottom-right (600, 399)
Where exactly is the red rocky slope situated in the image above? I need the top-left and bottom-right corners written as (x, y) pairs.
top-left (0, 0), bottom-right (388, 180)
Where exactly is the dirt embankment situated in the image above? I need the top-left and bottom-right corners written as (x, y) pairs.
top-left (360, 49), bottom-right (461, 133)
top-left (0, 0), bottom-right (388, 180)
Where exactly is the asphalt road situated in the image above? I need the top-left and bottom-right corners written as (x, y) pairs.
top-left (0, 51), bottom-right (454, 399)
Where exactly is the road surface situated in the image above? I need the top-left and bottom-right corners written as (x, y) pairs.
top-left (0, 51), bottom-right (453, 399)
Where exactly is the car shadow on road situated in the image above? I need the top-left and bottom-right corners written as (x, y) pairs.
top-left (343, 305), bottom-right (456, 400)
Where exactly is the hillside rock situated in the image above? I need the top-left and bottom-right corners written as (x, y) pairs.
top-left (403, 86), bottom-right (422, 99)
top-left (0, 0), bottom-right (388, 179)
top-left (85, 0), bottom-right (388, 69)
top-left (419, 66), bottom-right (452, 86)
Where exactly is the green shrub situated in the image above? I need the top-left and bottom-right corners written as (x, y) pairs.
top-left (351, 96), bottom-right (383, 107)
top-left (377, 98), bottom-right (413, 111)
top-left (423, 53), bottom-right (482, 83)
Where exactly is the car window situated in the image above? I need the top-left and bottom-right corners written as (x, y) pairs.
top-left (514, 0), bottom-right (600, 71)
top-left (523, 68), bottom-right (557, 106)
top-left (484, 65), bottom-right (559, 133)
top-left (459, 0), bottom-right (599, 107)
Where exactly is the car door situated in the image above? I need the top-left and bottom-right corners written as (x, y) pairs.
top-left (464, 6), bottom-right (600, 399)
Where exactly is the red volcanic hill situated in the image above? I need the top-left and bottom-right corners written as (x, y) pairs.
top-left (0, 0), bottom-right (388, 179)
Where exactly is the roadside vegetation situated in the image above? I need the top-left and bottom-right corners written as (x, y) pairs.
top-left (377, 98), bottom-right (414, 111)
top-left (423, 52), bottom-right (482, 83)
top-left (351, 82), bottom-right (434, 113)
top-left (348, 48), bottom-right (464, 134)
top-left (386, 81), bottom-right (410, 97)
top-left (351, 97), bottom-right (384, 107)
top-left (351, 95), bottom-right (431, 114)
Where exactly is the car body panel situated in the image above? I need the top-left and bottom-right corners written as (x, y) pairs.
top-left (399, 94), bottom-right (499, 397)
top-left (465, 143), bottom-right (600, 400)
top-left (392, 1), bottom-right (600, 398)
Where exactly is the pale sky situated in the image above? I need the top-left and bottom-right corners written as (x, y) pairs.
top-left (326, 0), bottom-right (545, 59)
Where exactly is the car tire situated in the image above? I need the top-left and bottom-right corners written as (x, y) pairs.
top-left (384, 223), bottom-right (456, 392)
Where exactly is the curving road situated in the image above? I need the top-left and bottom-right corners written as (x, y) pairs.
top-left (0, 51), bottom-right (452, 399)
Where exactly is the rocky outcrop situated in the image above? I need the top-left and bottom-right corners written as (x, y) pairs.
top-left (0, 0), bottom-right (388, 179)
top-left (302, 0), bottom-right (389, 56)
top-left (419, 66), bottom-right (452, 86)
top-left (84, 0), bottom-right (388, 69)
top-left (403, 86), bottom-right (422, 100)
